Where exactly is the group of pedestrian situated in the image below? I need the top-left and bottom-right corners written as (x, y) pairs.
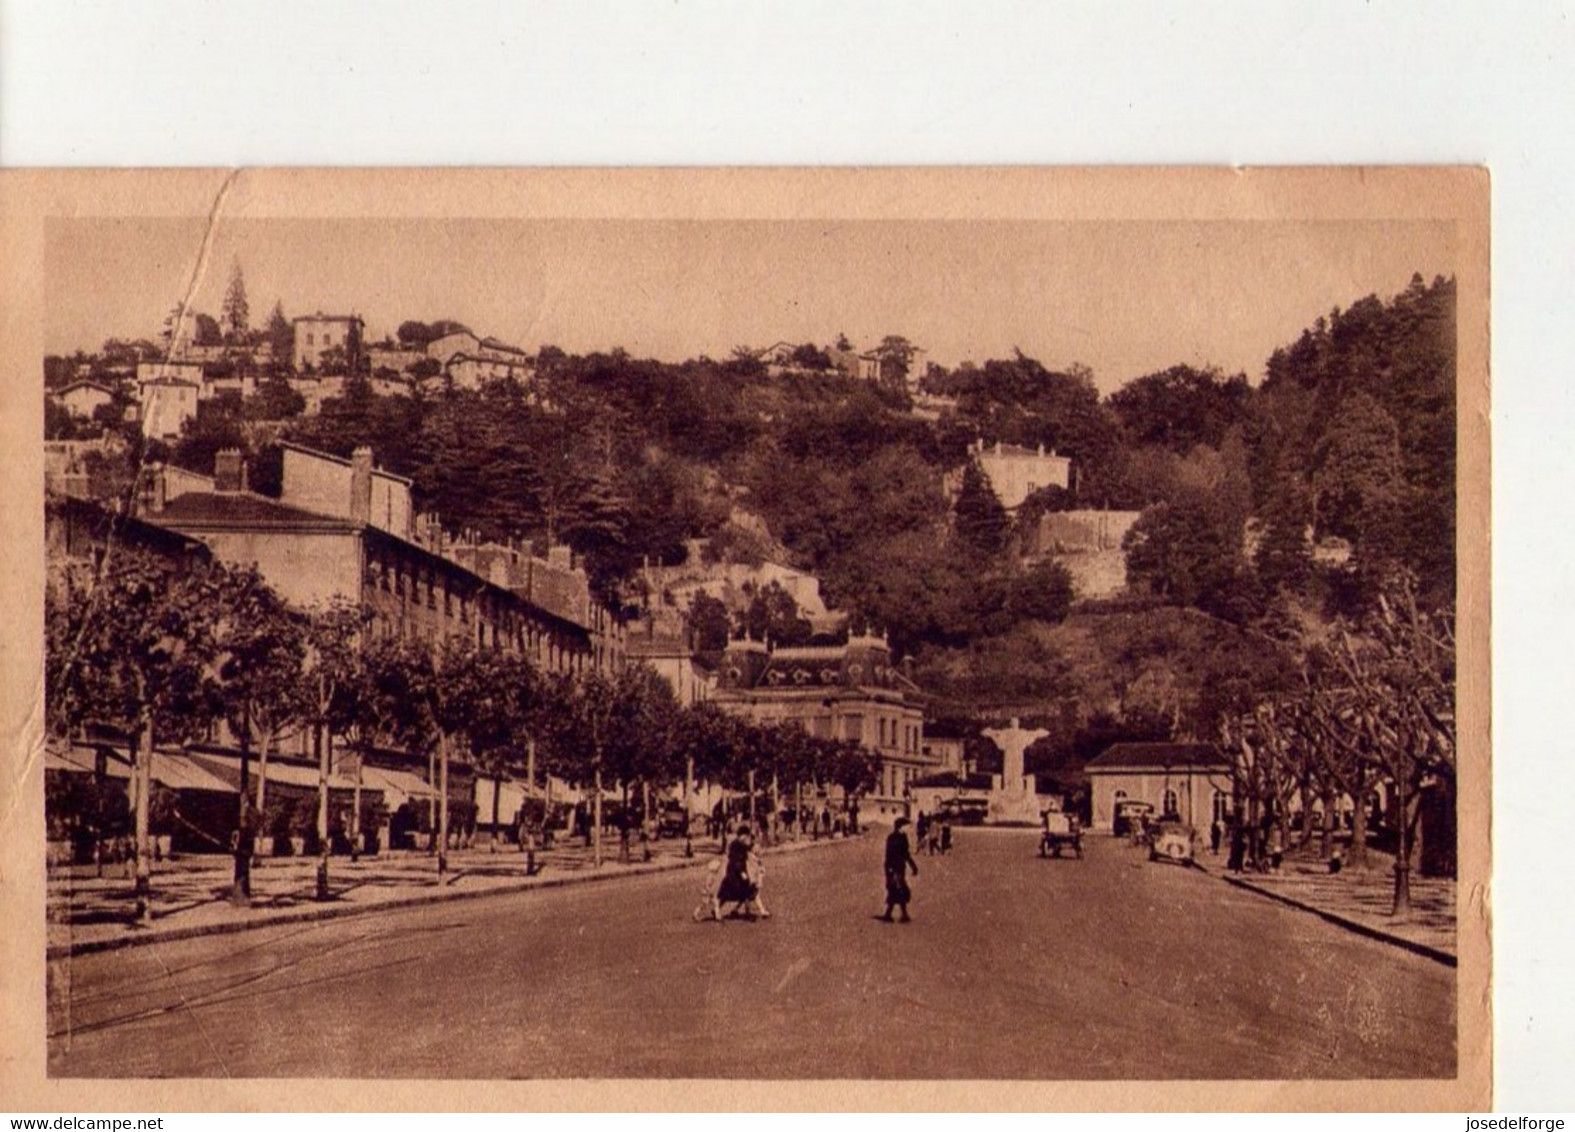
top-left (688, 811), bottom-right (932, 927)
top-left (913, 811), bottom-right (953, 856)
top-left (1219, 812), bottom-right (1287, 874)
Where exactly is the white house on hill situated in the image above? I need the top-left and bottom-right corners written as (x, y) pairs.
top-left (969, 438), bottom-right (1072, 511)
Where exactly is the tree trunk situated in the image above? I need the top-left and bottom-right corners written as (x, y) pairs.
top-left (427, 744), bottom-right (437, 855)
top-left (234, 707), bottom-right (252, 897)
top-left (438, 733), bottom-right (450, 877)
top-left (133, 722), bottom-right (154, 923)
top-left (491, 772), bottom-right (503, 848)
top-left (255, 729), bottom-right (272, 831)
top-left (350, 746), bottom-right (363, 863)
top-left (1392, 765), bottom-right (1412, 916)
top-left (747, 767), bottom-right (757, 835)
top-left (315, 725), bottom-right (331, 901)
top-left (1349, 771), bottom-right (1370, 868)
top-left (1320, 786), bottom-right (1336, 860)
top-left (592, 763), bottom-right (604, 868)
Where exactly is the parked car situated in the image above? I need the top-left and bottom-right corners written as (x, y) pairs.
top-left (1148, 821), bottom-right (1196, 865)
top-left (1113, 799), bottom-right (1155, 837)
top-left (656, 803), bottom-right (689, 838)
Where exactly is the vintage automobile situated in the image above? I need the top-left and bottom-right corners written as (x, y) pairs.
top-left (1112, 799), bottom-right (1155, 838)
top-left (1148, 820), bottom-right (1197, 865)
top-left (656, 802), bottom-right (690, 838)
top-left (1038, 810), bottom-right (1083, 859)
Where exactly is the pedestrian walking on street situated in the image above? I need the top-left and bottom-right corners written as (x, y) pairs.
top-left (1210, 820), bottom-right (1223, 855)
top-left (717, 824), bottom-right (769, 920)
top-left (879, 817), bottom-right (919, 923)
top-left (1228, 821), bottom-right (1246, 872)
top-left (939, 819), bottom-right (953, 855)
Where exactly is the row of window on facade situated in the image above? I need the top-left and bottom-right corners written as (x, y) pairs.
top-left (364, 553), bottom-right (590, 676)
top-left (369, 609), bottom-right (590, 673)
top-left (889, 763), bottom-right (921, 798)
top-left (368, 556), bottom-right (473, 620)
top-left (367, 598), bottom-right (592, 677)
top-left (750, 711), bottom-right (919, 753)
top-left (877, 717), bottom-right (921, 754)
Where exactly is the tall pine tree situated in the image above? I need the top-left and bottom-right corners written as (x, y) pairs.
top-left (222, 260), bottom-right (250, 343)
top-left (953, 461), bottom-right (1010, 557)
top-left (264, 301), bottom-right (292, 366)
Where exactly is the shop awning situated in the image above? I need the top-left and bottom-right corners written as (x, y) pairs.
top-left (362, 765), bottom-right (435, 803)
top-left (47, 742), bottom-right (235, 794)
top-left (186, 751), bottom-right (363, 793)
top-left (154, 752), bottom-right (237, 793)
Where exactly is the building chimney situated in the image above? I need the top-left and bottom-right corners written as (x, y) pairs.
top-left (350, 446), bottom-right (373, 524)
top-left (214, 448), bottom-right (245, 493)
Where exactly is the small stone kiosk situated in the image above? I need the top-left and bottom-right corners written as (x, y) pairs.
top-left (981, 718), bottom-right (1050, 825)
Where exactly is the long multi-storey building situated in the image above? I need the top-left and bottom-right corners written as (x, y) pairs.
top-left (143, 442), bottom-right (614, 675)
top-left (117, 442), bottom-right (628, 848)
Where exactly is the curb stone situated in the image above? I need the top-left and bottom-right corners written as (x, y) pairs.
top-left (1135, 845), bottom-right (1454, 967)
top-left (47, 834), bottom-right (861, 961)
top-left (1218, 873), bottom-right (1456, 967)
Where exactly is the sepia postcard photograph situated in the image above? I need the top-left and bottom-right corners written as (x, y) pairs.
top-left (0, 167), bottom-right (1489, 1111)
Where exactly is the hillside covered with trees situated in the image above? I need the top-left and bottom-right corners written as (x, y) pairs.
top-left (72, 275), bottom-right (1456, 779)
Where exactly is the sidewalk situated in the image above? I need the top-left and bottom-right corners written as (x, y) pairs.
top-left (1210, 852), bottom-right (1457, 966)
top-left (46, 830), bottom-right (862, 959)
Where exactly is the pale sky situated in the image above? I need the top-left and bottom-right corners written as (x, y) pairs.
top-left (45, 217), bottom-right (1456, 394)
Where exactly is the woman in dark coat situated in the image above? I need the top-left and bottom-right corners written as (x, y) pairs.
top-left (717, 825), bottom-right (759, 915)
top-left (880, 817), bottom-right (919, 922)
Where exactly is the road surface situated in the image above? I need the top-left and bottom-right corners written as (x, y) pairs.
top-left (47, 830), bottom-right (1455, 1078)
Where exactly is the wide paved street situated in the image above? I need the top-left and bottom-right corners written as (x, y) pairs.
top-left (47, 831), bottom-right (1455, 1079)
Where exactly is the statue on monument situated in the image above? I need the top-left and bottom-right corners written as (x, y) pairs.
top-left (981, 717), bottom-right (1049, 824)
